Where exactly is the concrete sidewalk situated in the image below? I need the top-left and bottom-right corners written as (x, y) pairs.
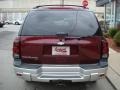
top-left (107, 48), bottom-right (120, 90)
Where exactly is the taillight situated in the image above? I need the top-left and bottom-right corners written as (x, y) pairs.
top-left (13, 36), bottom-right (21, 59)
top-left (102, 40), bottom-right (109, 58)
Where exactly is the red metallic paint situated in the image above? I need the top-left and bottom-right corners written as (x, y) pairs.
top-left (15, 36), bottom-right (103, 64)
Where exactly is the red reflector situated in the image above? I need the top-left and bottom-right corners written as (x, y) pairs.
top-left (13, 47), bottom-right (19, 54)
top-left (13, 36), bottom-right (20, 58)
top-left (102, 40), bottom-right (109, 53)
top-left (102, 40), bottom-right (109, 58)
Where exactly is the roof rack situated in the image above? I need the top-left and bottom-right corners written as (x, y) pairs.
top-left (33, 5), bottom-right (88, 9)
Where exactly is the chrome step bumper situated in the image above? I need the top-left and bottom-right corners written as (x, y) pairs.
top-left (14, 64), bottom-right (107, 82)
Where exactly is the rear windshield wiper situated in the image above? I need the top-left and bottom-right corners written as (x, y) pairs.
top-left (56, 32), bottom-right (68, 37)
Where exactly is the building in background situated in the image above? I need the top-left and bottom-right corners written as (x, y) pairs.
top-left (96, 0), bottom-right (120, 28)
top-left (0, 0), bottom-right (104, 23)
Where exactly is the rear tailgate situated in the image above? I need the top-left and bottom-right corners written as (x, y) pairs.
top-left (20, 36), bottom-right (101, 64)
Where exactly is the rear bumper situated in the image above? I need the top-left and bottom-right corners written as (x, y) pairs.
top-left (14, 64), bottom-right (107, 82)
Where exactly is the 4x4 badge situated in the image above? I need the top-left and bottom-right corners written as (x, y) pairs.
top-left (57, 41), bottom-right (65, 45)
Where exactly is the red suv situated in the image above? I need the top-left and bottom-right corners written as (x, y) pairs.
top-left (13, 5), bottom-right (109, 83)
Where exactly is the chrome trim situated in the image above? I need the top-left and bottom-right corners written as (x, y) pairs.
top-left (14, 64), bottom-right (107, 82)
top-left (57, 41), bottom-right (65, 45)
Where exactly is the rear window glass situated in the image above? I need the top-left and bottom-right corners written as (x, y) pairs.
top-left (21, 10), bottom-right (100, 37)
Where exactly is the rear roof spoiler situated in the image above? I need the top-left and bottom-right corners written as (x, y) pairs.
top-left (33, 5), bottom-right (89, 9)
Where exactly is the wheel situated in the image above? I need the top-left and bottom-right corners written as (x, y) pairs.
top-left (0, 24), bottom-right (4, 28)
top-left (86, 80), bottom-right (97, 84)
top-left (5, 22), bottom-right (9, 24)
top-left (90, 81), bottom-right (97, 83)
top-left (15, 22), bottom-right (19, 25)
top-left (25, 80), bottom-right (32, 83)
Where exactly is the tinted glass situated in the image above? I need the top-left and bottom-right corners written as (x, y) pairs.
top-left (21, 10), bottom-right (100, 37)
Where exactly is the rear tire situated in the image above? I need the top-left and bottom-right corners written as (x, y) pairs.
top-left (0, 24), bottom-right (4, 28)
top-left (5, 22), bottom-right (9, 24)
top-left (25, 80), bottom-right (32, 83)
top-left (90, 81), bottom-right (97, 83)
top-left (87, 81), bottom-right (97, 84)
top-left (15, 22), bottom-right (19, 25)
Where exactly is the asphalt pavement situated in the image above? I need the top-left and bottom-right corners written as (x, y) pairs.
top-left (0, 25), bottom-right (115, 90)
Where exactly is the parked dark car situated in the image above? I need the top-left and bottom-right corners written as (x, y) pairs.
top-left (13, 5), bottom-right (109, 83)
top-left (0, 21), bottom-right (5, 27)
top-left (5, 20), bottom-right (13, 24)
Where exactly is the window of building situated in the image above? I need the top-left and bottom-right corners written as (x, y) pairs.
top-left (116, 0), bottom-right (120, 27)
top-left (105, 2), bottom-right (111, 27)
top-left (105, 1), bottom-right (116, 28)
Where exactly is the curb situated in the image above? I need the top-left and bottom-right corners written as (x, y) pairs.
top-left (106, 76), bottom-right (117, 90)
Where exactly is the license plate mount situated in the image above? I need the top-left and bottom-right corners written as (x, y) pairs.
top-left (52, 46), bottom-right (70, 55)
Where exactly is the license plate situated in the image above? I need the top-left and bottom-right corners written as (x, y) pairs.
top-left (52, 46), bottom-right (70, 55)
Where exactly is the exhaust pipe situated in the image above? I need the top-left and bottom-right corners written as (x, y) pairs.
top-left (50, 80), bottom-right (71, 87)
top-left (56, 81), bottom-right (66, 87)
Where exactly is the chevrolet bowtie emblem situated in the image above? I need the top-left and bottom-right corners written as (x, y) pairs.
top-left (57, 41), bottom-right (65, 45)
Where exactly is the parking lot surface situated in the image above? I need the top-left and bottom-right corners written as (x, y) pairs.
top-left (0, 25), bottom-right (115, 90)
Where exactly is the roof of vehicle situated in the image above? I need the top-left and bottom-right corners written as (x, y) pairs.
top-left (32, 5), bottom-right (90, 11)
